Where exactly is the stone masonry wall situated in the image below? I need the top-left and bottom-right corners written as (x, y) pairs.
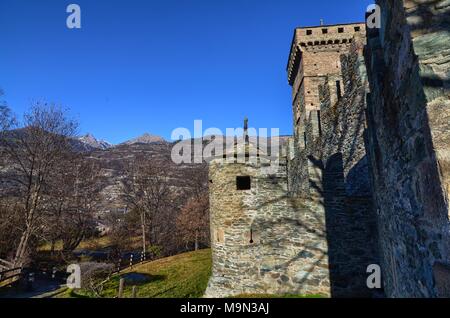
top-left (364, 0), bottom-right (450, 297)
top-left (205, 157), bottom-right (331, 297)
top-left (206, 3), bottom-right (449, 297)
top-left (288, 23), bottom-right (366, 147)
top-left (288, 34), bottom-right (380, 297)
top-left (288, 34), bottom-right (373, 198)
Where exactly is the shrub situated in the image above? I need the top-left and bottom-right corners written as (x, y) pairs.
top-left (79, 262), bottom-right (114, 297)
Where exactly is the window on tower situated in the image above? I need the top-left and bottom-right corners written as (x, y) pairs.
top-left (236, 176), bottom-right (251, 190)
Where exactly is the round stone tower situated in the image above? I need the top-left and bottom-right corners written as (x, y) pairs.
top-left (204, 120), bottom-right (330, 298)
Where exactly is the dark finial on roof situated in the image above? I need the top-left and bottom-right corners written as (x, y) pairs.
top-left (244, 117), bottom-right (249, 143)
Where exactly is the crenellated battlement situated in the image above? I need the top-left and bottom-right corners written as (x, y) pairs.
top-left (288, 23), bottom-right (366, 158)
top-left (287, 22), bottom-right (365, 86)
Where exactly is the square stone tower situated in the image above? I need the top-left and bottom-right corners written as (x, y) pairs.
top-left (287, 22), bottom-right (365, 148)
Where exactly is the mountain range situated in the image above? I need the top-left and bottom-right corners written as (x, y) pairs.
top-left (78, 134), bottom-right (113, 150)
top-left (2, 130), bottom-right (291, 217)
top-left (76, 133), bottom-right (167, 151)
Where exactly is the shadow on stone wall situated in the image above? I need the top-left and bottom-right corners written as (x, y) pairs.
top-left (321, 153), bottom-right (381, 297)
top-left (247, 178), bottom-right (330, 294)
top-left (245, 152), bottom-right (380, 297)
top-left (363, 0), bottom-right (450, 297)
top-left (405, 0), bottom-right (450, 35)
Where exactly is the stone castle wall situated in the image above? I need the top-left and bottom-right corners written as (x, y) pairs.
top-left (288, 34), bottom-right (372, 198)
top-left (206, 0), bottom-right (450, 298)
top-left (206, 30), bottom-right (382, 298)
top-left (364, 0), bottom-right (450, 297)
top-left (288, 23), bottom-right (365, 144)
top-left (205, 157), bottom-right (330, 297)
top-left (288, 34), bottom-right (381, 297)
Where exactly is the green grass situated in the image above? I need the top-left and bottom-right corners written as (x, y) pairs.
top-left (57, 249), bottom-right (325, 299)
top-left (38, 235), bottom-right (143, 252)
top-left (38, 236), bottom-right (111, 252)
top-left (61, 249), bottom-right (212, 298)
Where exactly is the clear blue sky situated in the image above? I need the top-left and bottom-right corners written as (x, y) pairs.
top-left (0, 0), bottom-right (372, 144)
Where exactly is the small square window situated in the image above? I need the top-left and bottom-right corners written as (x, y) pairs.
top-left (354, 26), bottom-right (361, 32)
top-left (338, 27), bottom-right (344, 33)
top-left (322, 28), bottom-right (328, 34)
top-left (306, 30), bottom-right (313, 35)
top-left (236, 176), bottom-right (251, 190)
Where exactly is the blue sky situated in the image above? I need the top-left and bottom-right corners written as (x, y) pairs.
top-left (0, 0), bottom-right (372, 144)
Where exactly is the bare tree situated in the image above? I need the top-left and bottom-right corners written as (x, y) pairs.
top-left (175, 163), bottom-right (209, 251)
top-left (0, 91), bottom-right (13, 133)
top-left (0, 102), bottom-right (78, 266)
top-left (183, 164), bottom-right (209, 199)
top-left (0, 90), bottom-right (15, 171)
top-left (0, 90), bottom-right (20, 260)
top-left (177, 195), bottom-right (209, 251)
top-left (43, 156), bottom-right (101, 255)
top-left (122, 156), bottom-right (174, 256)
top-left (0, 200), bottom-right (22, 259)
top-left (104, 209), bottom-right (138, 262)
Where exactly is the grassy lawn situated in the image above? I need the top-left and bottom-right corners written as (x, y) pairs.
top-left (60, 249), bottom-right (212, 298)
top-left (38, 236), bottom-right (111, 252)
top-left (38, 235), bottom-right (142, 252)
top-left (56, 249), bottom-right (325, 299)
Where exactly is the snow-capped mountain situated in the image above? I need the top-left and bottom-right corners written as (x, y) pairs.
top-left (78, 134), bottom-right (112, 150)
top-left (122, 133), bottom-right (166, 145)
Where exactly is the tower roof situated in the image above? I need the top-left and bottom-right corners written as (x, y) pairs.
top-left (286, 22), bottom-right (366, 85)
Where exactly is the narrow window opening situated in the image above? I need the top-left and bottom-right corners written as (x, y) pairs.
top-left (249, 228), bottom-right (254, 244)
top-left (317, 110), bottom-right (322, 136)
top-left (336, 80), bottom-right (342, 99)
top-left (236, 176), bottom-right (251, 190)
top-left (306, 30), bottom-right (313, 35)
top-left (322, 28), bottom-right (328, 34)
top-left (354, 26), bottom-right (361, 32)
top-left (338, 27), bottom-right (344, 33)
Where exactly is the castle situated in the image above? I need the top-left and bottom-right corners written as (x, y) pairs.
top-left (205, 0), bottom-right (450, 298)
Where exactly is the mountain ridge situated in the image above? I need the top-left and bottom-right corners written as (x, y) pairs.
top-left (78, 134), bottom-right (112, 150)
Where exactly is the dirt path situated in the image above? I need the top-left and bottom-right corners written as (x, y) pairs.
top-left (0, 277), bottom-right (64, 298)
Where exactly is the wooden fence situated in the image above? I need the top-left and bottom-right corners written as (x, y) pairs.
top-left (114, 251), bottom-right (148, 274)
top-left (0, 259), bottom-right (13, 271)
top-left (0, 267), bottom-right (23, 288)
